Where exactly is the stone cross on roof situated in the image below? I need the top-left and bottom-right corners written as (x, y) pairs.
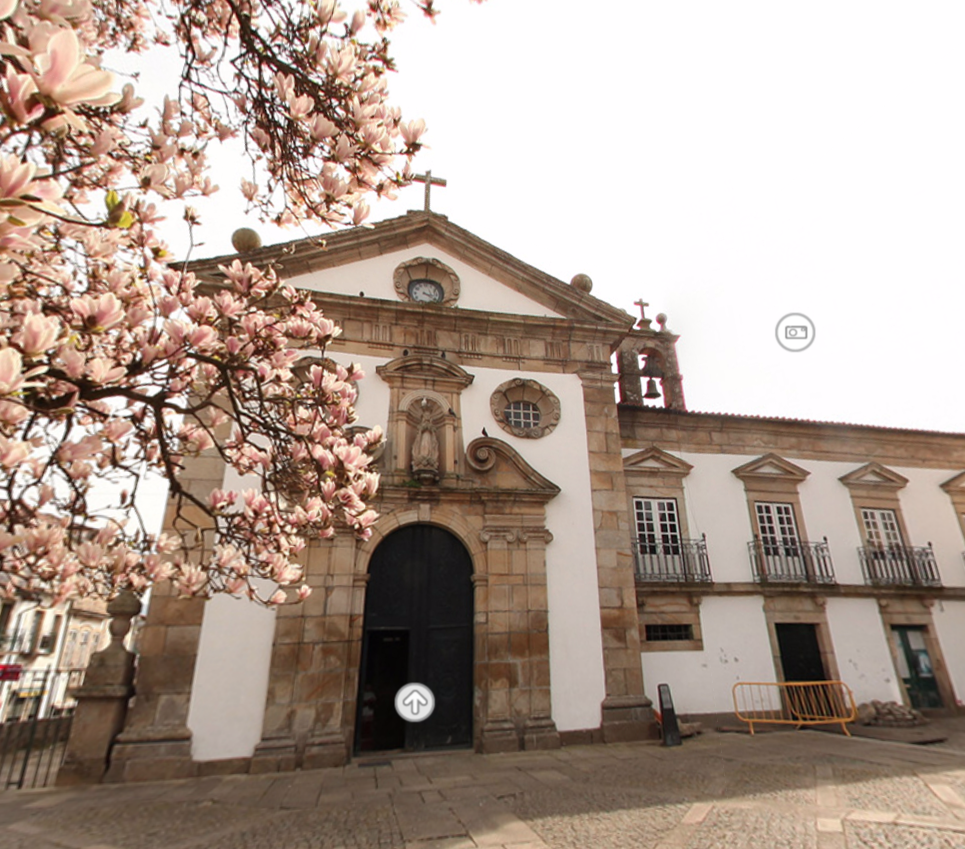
top-left (412, 170), bottom-right (447, 212)
top-left (634, 299), bottom-right (652, 330)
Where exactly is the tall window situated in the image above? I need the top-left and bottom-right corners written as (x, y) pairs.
top-left (634, 498), bottom-right (681, 554)
top-left (78, 631), bottom-right (90, 667)
top-left (861, 508), bottom-right (903, 549)
top-left (64, 630), bottom-right (78, 668)
top-left (755, 502), bottom-right (800, 555)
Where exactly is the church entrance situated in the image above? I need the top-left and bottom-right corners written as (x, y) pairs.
top-left (355, 525), bottom-right (474, 754)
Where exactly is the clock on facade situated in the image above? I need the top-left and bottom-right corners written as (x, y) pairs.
top-left (407, 278), bottom-right (445, 303)
top-left (394, 257), bottom-right (460, 306)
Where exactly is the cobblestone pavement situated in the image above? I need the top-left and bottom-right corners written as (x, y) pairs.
top-left (1, 730), bottom-right (964, 849)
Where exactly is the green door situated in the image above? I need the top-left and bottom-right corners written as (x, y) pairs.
top-left (891, 626), bottom-right (942, 709)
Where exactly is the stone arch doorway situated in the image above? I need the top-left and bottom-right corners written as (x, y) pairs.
top-left (354, 524), bottom-right (474, 753)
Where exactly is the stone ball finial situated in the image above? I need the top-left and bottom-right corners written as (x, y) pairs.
top-left (570, 273), bottom-right (593, 293)
top-left (656, 312), bottom-right (668, 331)
top-left (231, 227), bottom-right (262, 253)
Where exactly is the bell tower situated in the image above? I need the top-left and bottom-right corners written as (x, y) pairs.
top-left (617, 305), bottom-right (686, 410)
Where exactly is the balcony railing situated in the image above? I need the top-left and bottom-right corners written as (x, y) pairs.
top-left (632, 535), bottom-right (712, 583)
top-left (859, 544), bottom-right (941, 587)
top-left (748, 537), bottom-right (836, 584)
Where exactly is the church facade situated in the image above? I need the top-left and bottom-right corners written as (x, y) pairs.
top-left (105, 212), bottom-right (965, 781)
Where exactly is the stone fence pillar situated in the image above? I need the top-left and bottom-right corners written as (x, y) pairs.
top-left (56, 591), bottom-right (141, 785)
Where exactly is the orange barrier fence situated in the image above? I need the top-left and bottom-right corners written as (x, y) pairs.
top-left (732, 680), bottom-right (857, 736)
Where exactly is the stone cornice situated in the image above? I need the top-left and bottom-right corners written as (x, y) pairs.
top-left (634, 581), bottom-right (965, 602)
top-left (619, 407), bottom-right (965, 469)
top-left (315, 290), bottom-right (626, 345)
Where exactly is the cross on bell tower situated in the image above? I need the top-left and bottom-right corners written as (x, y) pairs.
top-left (412, 170), bottom-right (447, 212)
top-left (634, 299), bottom-right (652, 330)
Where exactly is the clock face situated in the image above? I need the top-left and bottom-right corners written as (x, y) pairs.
top-left (408, 279), bottom-right (445, 303)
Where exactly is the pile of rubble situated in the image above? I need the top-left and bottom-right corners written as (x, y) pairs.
top-left (856, 700), bottom-right (927, 727)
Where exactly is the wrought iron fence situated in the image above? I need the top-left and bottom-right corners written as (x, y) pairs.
top-left (0, 667), bottom-right (85, 789)
top-left (859, 544), bottom-right (942, 587)
top-left (748, 537), bottom-right (836, 584)
top-left (632, 535), bottom-right (712, 582)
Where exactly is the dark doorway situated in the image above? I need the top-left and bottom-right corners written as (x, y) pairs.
top-left (355, 525), bottom-right (473, 754)
top-left (891, 626), bottom-right (943, 709)
top-left (775, 623), bottom-right (828, 681)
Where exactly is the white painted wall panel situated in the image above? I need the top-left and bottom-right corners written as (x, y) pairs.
top-left (461, 367), bottom-right (605, 731)
top-left (795, 461), bottom-right (866, 584)
top-left (676, 453), bottom-right (756, 583)
top-left (632, 451), bottom-right (965, 591)
top-left (188, 592), bottom-right (277, 761)
top-left (932, 600), bottom-right (965, 708)
top-left (824, 597), bottom-right (902, 704)
top-left (289, 247), bottom-right (565, 318)
top-left (894, 467), bottom-right (965, 588)
top-left (640, 595), bottom-right (775, 715)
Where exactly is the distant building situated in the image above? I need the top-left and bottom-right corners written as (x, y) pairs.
top-left (105, 212), bottom-right (965, 781)
top-left (0, 596), bottom-right (109, 721)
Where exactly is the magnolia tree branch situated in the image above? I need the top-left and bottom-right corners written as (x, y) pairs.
top-left (0, 0), bottom-right (483, 605)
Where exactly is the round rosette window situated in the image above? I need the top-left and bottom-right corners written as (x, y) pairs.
top-left (490, 379), bottom-right (560, 439)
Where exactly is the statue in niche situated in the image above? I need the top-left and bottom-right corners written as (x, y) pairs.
top-left (411, 397), bottom-right (441, 484)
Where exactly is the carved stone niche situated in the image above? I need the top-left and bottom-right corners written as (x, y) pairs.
top-left (376, 355), bottom-right (474, 482)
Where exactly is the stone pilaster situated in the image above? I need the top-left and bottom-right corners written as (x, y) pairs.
top-left (519, 529), bottom-right (560, 750)
top-left (617, 350), bottom-right (643, 406)
top-left (479, 528), bottom-right (521, 753)
top-left (105, 582), bottom-right (205, 782)
top-left (478, 524), bottom-right (559, 753)
top-left (580, 370), bottom-right (658, 742)
top-left (252, 535), bottom-right (359, 772)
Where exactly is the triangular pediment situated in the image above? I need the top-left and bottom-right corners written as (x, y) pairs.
top-left (186, 212), bottom-right (634, 326)
top-left (839, 462), bottom-right (909, 490)
top-left (624, 446), bottom-right (693, 477)
top-left (464, 437), bottom-right (560, 500)
top-left (731, 453), bottom-right (810, 482)
top-left (940, 471), bottom-right (965, 493)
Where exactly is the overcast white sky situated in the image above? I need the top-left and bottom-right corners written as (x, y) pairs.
top-left (152, 2), bottom-right (965, 435)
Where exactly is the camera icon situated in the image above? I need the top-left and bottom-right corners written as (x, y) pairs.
top-left (776, 313), bottom-right (815, 352)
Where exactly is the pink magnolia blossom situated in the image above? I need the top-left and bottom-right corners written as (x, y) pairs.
top-left (28, 27), bottom-right (117, 109)
top-left (0, 0), bottom-right (478, 606)
top-left (15, 312), bottom-right (60, 357)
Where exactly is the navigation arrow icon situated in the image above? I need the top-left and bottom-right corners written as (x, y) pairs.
top-left (402, 690), bottom-right (429, 716)
top-left (395, 683), bottom-right (435, 723)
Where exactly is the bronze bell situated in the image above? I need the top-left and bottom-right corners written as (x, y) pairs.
top-left (644, 378), bottom-right (661, 399)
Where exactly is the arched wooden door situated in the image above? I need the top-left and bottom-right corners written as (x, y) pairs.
top-left (355, 525), bottom-right (473, 753)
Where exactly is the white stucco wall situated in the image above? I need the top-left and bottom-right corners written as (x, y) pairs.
top-left (637, 452), bottom-right (965, 589)
top-left (674, 453), bottom-right (755, 583)
top-left (630, 448), bottom-right (965, 716)
top-left (291, 247), bottom-right (565, 318)
top-left (932, 600), bottom-right (965, 708)
top-left (640, 595), bottom-right (775, 715)
top-left (459, 366), bottom-right (605, 732)
top-left (187, 354), bottom-right (391, 761)
top-left (824, 597), bottom-right (902, 704)
top-left (187, 590), bottom-right (277, 761)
